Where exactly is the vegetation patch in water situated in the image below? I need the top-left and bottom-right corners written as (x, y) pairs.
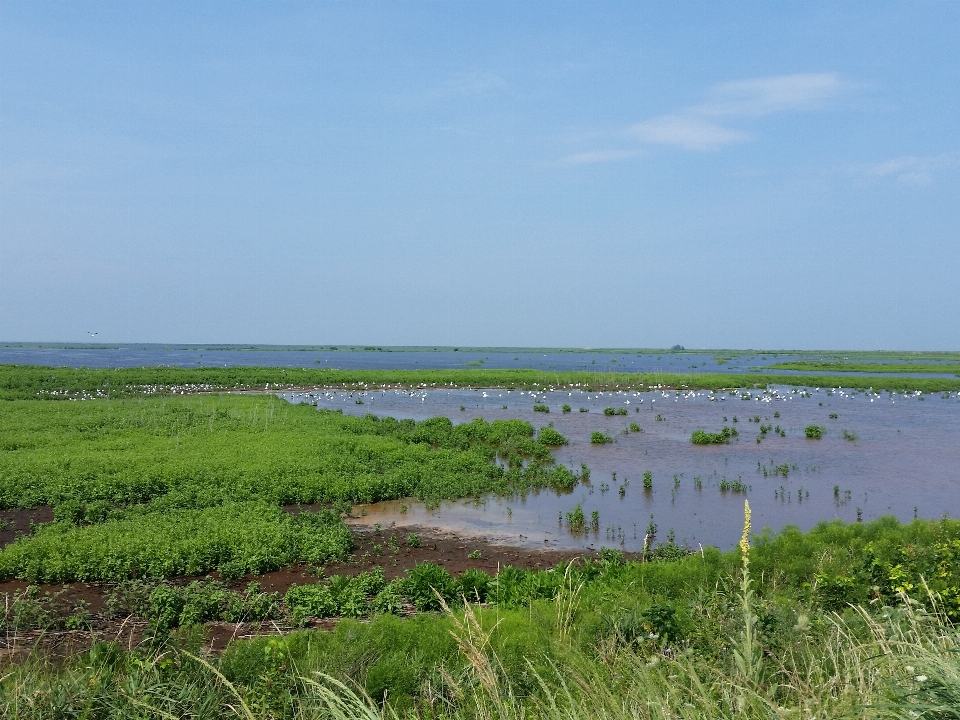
top-left (691, 426), bottom-right (737, 444)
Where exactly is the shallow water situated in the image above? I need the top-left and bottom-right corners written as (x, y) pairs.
top-left (2, 344), bottom-right (956, 378)
top-left (285, 386), bottom-right (960, 552)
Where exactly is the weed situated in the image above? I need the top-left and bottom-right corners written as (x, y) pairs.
top-left (566, 504), bottom-right (586, 533)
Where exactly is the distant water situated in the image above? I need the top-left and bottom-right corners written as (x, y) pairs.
top-left (0, 343), bottom-right (955, 378)
top-left (287, 385), bottom-right (960, 551)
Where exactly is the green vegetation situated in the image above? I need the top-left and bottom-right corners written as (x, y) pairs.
top-left (691, 426), bottom-right (738, 444)
top-left (0, 396), bottom-right (576, 582)
top-left (4, 363), bottom-right (960, 716)
top-left (536, 427), bottom-right (568, 446)
top-left (603, 407), bottom-right (628, 416)
top-left (565, 503), bottom-right (586, 532)
top-left (590, 431), bottom-right (613, 444)
top-left (6, 363), bottom-right (960, 400)
top-left (805, 424), bottom-right (826, 439)
top-left (532, 403), bottom-right (549, 412)
top-left (4, 516), bottom-right (960, 716)
top-left (770, 359), bottom-right (960, 374)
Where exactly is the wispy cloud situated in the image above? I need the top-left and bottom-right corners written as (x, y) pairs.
top-left (565, 72), bottom-right (844, 160)
top-left (864, 152), bottom-right (959, 186)
top-left (561, 149), bottom-right (640, 165)
top-left (695, 73), bottom-right (843, 117)
top-left (627, 116), bottom-right (749, 151)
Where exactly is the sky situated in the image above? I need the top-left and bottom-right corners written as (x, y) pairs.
top-left (1, 1), bottom-right (958, 350)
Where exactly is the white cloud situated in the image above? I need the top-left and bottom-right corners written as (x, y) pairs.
top-left (565, 72), bottom-right (843, 159)
top-left (561, 149), bottom-right (640, 165)
top-left (627, 116), bottom-right (749, 151)
top-left (696, 73), bottom-right (843, 117)
top-left (865, 152), bottom-right (959, 185)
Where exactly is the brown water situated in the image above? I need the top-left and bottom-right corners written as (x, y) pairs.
top-left (284, 386), bottom-right (960, 551)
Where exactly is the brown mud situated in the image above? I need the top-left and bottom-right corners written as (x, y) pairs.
top-left (0, 506), bottom-right (54, 549)
top-left (0, 527), bottom-right (624, 661)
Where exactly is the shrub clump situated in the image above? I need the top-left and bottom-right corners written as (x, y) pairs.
top-left (691, 426), bottom-right (737, 445)
top-left (590, 431), bottom-right (613, 445)
top-left (805, 424), bottom-right (826, 439)
top-left (537, 427), bottom-right (568, 446)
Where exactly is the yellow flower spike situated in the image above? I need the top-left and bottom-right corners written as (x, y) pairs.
top-left (739, 500), bottom-right (751, 555)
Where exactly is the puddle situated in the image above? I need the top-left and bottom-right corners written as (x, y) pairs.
top-left (286, 386), bottom-right (960, 551)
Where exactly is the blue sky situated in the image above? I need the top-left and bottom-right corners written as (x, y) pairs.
top-left (2, 1), bottom-right (958, 349)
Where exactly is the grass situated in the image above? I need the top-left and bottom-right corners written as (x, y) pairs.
top-left (770, 359), bottom-right (960, 375)
top-left (5, 364), bottom-right (960, 400)
top-left (3, 516), bottom-right (960, 716)
top-left (0, 395), bottom-right (576, 582)
top-left (4, 364), bottom-right (960, 715)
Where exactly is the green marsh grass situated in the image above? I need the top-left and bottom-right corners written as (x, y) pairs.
top-left (6, 363), bottom-right (960, 400)
top-left (0, 396), bottom-right (577, 582)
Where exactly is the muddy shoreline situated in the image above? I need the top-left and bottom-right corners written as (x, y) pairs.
top-left (0, 526), bottom-right (627, 662)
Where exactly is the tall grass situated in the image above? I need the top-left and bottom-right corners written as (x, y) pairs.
top-left (3, 581), bottom-right (956, 718)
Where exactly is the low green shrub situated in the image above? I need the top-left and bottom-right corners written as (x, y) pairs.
top-left (537, 427), bottom-right (568, 446)
top-left (404, 563), bottom-right (458, 611)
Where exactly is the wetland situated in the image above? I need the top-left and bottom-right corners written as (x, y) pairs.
top-left (1, 362), bottom-right (959, 717)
